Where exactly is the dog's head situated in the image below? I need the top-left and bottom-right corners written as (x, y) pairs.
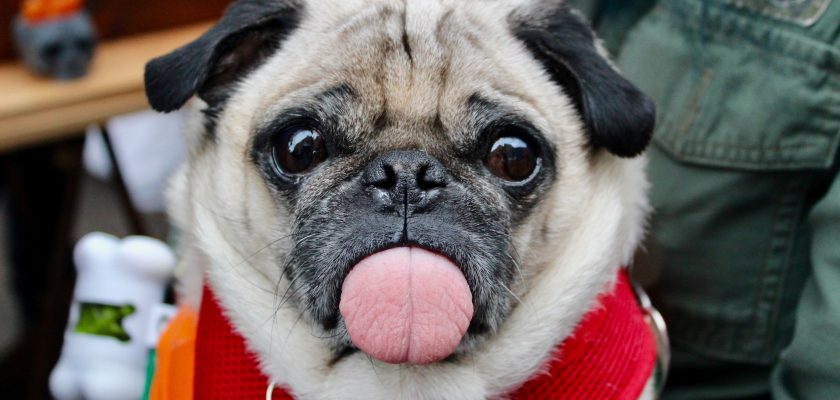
top-left (146, 0), bottom-right (653, 366)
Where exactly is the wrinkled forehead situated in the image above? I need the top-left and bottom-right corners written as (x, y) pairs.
top-left (246, 0), bottom-right (542, 153)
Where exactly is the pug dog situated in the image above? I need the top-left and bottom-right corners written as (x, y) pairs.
top-left (145, 0), bottom-right (656, 398)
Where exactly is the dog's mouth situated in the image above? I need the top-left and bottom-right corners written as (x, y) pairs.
top-left (339, 246), bottom-right (474, 364)
top-left (283, 162), bottom-right (515, 365)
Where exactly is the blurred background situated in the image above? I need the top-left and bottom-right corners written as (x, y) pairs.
top-left (0, 0), bottom-right (230, 397)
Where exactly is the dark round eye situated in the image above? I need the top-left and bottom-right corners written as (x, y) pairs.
top-left (485, 136), bottom-right (539, 181)
top-left (272, 127), bottom-right (327, 175)
top-left (42, 42), bottom-right (61, 60)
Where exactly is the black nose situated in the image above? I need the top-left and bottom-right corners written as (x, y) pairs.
top-left (362, 150), bottom-right (448, 212)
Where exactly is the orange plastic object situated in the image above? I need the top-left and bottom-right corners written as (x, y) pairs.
top-left (149, 306), bottom-right (198, 400)
top-left (21, 0), bottom-right (83, 23)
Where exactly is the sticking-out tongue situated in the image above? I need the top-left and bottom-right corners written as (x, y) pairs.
top-left (339, 247), bottom-right (473, 364)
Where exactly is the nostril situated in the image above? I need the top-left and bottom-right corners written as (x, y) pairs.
top-left (367, 163), bottom-right (397, 190)
top-left (417, 164), bottom-right (447, 191)
top-left (379, 164), bottom-right (397, 189)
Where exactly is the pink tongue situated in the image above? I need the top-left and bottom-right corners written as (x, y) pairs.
top-left (339, 247), bottom-right (473, 364)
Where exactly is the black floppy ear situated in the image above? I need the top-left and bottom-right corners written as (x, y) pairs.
top-left (144, 0), bottom-right (301, 112)
top-left (512, 5), bottom-right (655, 158)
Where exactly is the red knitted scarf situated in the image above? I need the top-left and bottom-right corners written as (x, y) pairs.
top-left (194, 270), bottom-right (656, 399)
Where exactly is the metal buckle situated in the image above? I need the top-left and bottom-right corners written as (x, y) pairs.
top-left (632, 278), bottom-right (671, 399)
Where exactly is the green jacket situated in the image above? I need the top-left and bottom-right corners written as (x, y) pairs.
top-left (569, 1), bottom-right (840, 399)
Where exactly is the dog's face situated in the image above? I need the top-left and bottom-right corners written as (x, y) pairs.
top-left (146, 0), bottom-right (653, 366)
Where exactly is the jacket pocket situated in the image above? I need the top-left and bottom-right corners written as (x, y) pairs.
top-left (722, 0), bottom-right (833, 27)
top-left (623, 1), bottom-right (840, 172)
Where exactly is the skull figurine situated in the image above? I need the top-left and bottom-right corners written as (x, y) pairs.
top-left (12, 10), bottom-right (97, 80)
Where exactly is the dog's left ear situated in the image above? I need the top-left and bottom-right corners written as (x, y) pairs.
top-left (512, 4), bottom-right (655, 158)
top-left (145, 0), bottom-right (301, 112)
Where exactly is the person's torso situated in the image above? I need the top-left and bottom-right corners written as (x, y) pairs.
top-left (608, 1), bottom-right (840, 397)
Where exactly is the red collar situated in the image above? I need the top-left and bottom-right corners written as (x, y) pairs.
top-left (194, 270), bottom-right (656, 399)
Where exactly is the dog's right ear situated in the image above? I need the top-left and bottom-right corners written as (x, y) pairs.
top-left (511, 3), bottom-right (655, 158)
top-left (145, 0), bottom-right (301, 112)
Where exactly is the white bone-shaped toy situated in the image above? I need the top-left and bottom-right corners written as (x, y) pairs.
top-left (50, 232), bottom-right (175, 400)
